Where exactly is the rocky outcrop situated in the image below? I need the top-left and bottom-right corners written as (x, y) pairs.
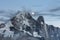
top-left (37, 16), bottom-right (44, 25)
top-left (47, 25), bottom-right (60, 40)
top-left (0, 23), bottom-right (5, 28)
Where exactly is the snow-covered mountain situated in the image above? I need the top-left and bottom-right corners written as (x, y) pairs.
top-left (0, 11), bottom-right (45, 40)
top-left (0, 11), bottom-right (60, 40)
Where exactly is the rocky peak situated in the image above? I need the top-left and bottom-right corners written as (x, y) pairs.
top-left (10, 11), bottom-right (42, 37)
top-left (24, 12), bottom-right (32, 19)
top-left (37, 16), bottom-right (44, 25)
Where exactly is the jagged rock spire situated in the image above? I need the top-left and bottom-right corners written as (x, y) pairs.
top-left (37, 16), bottom-right (44, 25)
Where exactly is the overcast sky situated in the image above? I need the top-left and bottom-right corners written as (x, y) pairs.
top-left (0, 0), bottom-right (60, 11)
top-left (0, 0), bottom-right (60, 27)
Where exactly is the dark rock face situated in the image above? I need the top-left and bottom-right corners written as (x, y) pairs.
top-left (37, 16), bottom-right (46, 38)
top-left (37, 16), bottom-right (44, 24)
top-left (24, 12), bottom-right (32, 19)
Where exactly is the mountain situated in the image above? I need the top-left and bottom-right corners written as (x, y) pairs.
top-left (0, 11), bottom-right (60, 40)
top-left (0, 11), bottom-right (45, 40)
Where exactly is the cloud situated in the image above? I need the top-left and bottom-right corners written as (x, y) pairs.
top-left (49, 7), bottom-right (60, 12)
top-left (32, 12), bottom-right (54, 16)
top-left (0, 10), bottom-right (17, 23)
top-left (0, 10), bottom-right (6, 13)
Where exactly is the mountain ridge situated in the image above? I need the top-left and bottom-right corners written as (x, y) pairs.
top-left (0, 11), bottom-right (60, 40)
